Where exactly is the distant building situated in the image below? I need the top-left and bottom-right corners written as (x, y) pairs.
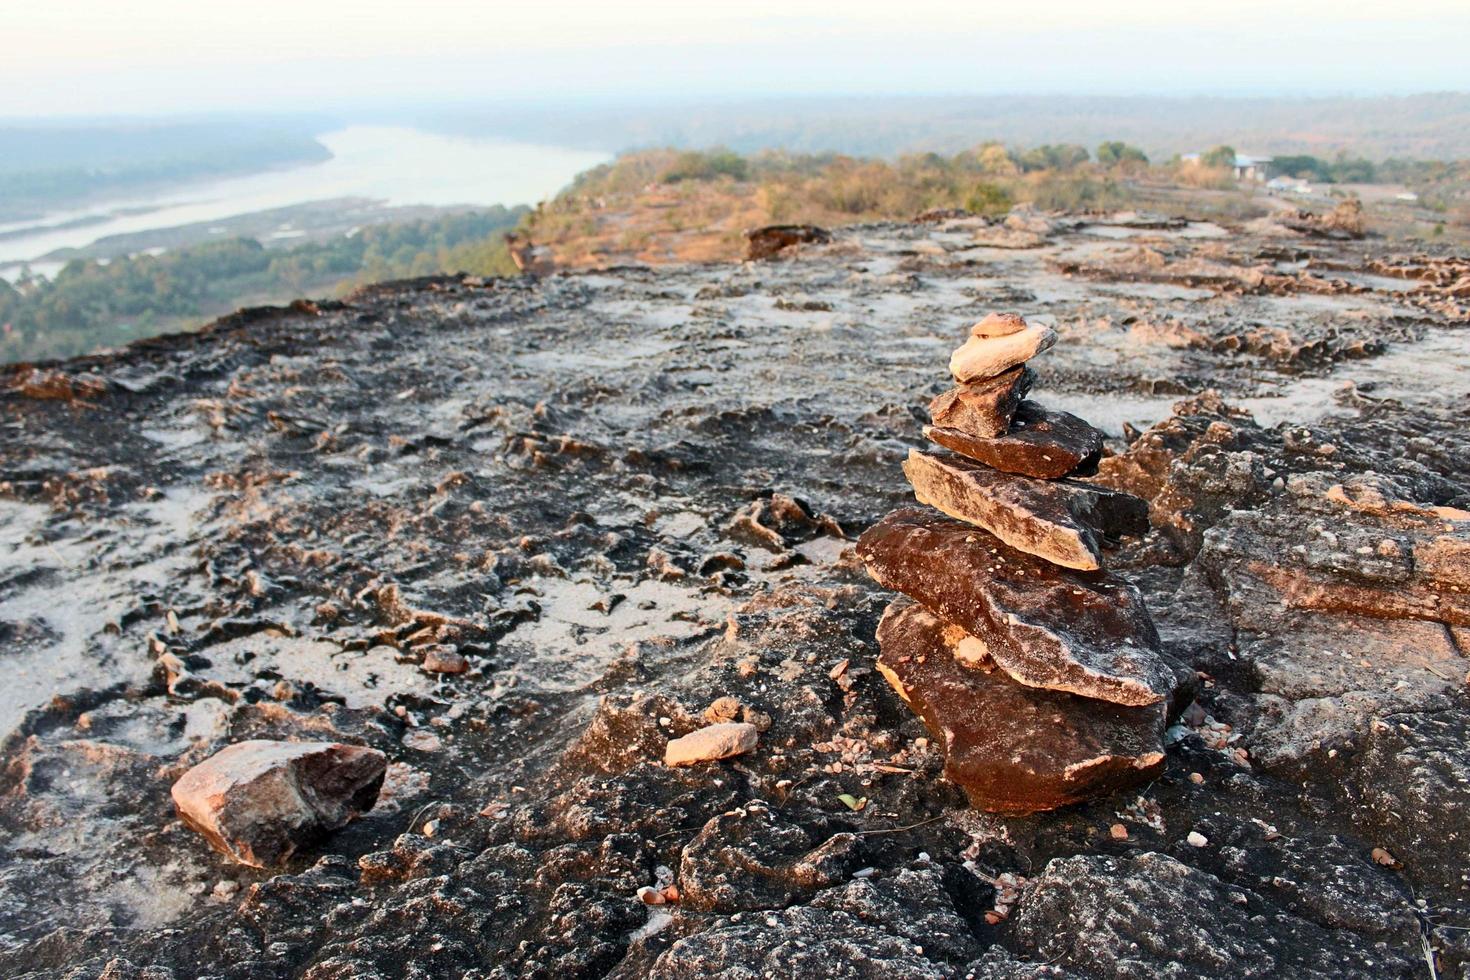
top-left (1232, 154), bottom-right (1274, 181)
top-left (1180, 151), bottom-right (1274, 181)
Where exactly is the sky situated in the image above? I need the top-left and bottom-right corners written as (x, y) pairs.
top-left (5, 0), bottom-right (1468, 118)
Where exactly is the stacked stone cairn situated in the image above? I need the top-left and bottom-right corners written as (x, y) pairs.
top-left (856, 313), bottom-right (1184, 814)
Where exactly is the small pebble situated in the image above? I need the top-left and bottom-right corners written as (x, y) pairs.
top-left (1109, 823), bottom-right (1129, 841)
top-left (1186, 831), bottom-right (1209, 848)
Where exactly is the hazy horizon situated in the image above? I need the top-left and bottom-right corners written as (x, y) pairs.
top-left (6, 0), bottom-right (1469, 119)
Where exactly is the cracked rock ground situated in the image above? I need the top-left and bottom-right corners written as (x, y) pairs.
top-left (0, 213), bottom-right (1467, 978)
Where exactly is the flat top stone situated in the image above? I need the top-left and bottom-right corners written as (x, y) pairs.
top-left (970, 312), bottom-right (1029, 338)
top-left (903, 449), bottom-right (1147, 570)
top-left (876, 599), bottom-right (1165, 814)
top-left (924, 400), bottom-right (1103, 480)
top-left (949, 324), bottom-right (1056, 385)
top-left (857, 508), bottom-right (1176, 706)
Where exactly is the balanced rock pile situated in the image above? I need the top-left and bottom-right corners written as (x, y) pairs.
top-left (857, 313), bottom-right (1184, 814)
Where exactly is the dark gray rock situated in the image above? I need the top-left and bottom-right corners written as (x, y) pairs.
top-left (1010, 852), bottom-right (1419, 978)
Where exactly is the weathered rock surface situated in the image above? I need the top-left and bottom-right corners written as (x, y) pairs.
top-left (1, 217), bottom-right (1467, 977)
top-left (924, 401), bottom-right (1103, 479)
top-left (876, 600), bottom-right (1165, 812)
top-left (903, 449), bottom-right (1147, 569)
top-left (928, 365), bottom-right (1034, 439)
top-left (1010, 852), bottom-right (1417, 978)
top-left (949, 323), bottom-right (1056, 383)
top-left (858, 509), bottom-right (1176, 706)
top-left (170, 740), bottom-right (387, 867)
top-left (664, 721), bottom-right (758, 766)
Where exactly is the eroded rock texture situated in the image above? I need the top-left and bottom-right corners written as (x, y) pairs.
top-left (1, 214), bottom-right (1468, 977)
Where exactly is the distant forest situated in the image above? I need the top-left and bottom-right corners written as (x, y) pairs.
top-left (0, 208), bottom-right (524, 363)
top-left (417, 93), bottom-right (1470, 163)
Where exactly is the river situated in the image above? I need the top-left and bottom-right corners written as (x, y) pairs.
top-left (0, 126), bottom-right (610, 276)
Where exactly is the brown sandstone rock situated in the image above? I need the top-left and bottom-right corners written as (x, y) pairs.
top-left (903, 449), bottom-right (1146, 570)
top-left (928, 366), bottom-right (1034, 439)
top-left (924, 401), bottom-right (1103, 479)
top-left (171, 740), bottom-right (387, 867)
top-left (744, 224), bottom-right (832, 261)
top-left (856, 509), bottom-right (1175, 706)
top-left (876, 600), bottom-right (1166, 813)
top-left (665, 722), bottom-right (759, 766)
top-left (949, 324), bottom-right (1056, 383)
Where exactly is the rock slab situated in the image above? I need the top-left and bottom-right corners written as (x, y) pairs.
top-left (171, 739), bottom-right (387, 867)
top-left (903, 449), bottom-right (1147, 570)
top-left (928, 366), bottom-right (1035, 440)
top-left (876, 599), bottom-right (1165, 813)
top-left (924, 401), bottom-right (1103, 479)
top-left (856, 508), bottom-right (1176, 706)
top-left (949, 323), bottom-right (1056, 383)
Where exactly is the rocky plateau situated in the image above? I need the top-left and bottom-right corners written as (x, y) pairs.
top-left (0, 209), bottom-right (1467, 978)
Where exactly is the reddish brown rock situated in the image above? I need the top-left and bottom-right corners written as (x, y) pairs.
top-left (928, 366), bottom-right (1034, 440)
top-left (924, 401), bottom-right (1103, 479)
top-left (856, 509), bottom-right (1175, 706)
top-left (903, 449), bottom-right (1146, 570)
top-left (744, 224), bottom-right (832, 261)
top-left (876, 599), bottom-right (1166, 813)
top-left (171, 740), bottom-right (387, 867)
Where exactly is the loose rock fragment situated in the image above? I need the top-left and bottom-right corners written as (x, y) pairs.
top-left (857, 509), bottom-right (1176, 706)
top-left (876, 600), bottom-right (1166, 813)
top-left (929, 366), bottom-right (1035, 439)
top-left (171, 740), bottom-right (387, 868)
top-left (903, 449), bottom-right (1147, 570)
top-left (924, 401), bottom-right (1104, 479)
top-left (421, 645), bottom-right (468, 674)
top-left (665, 722), bottom-right (759, 767)
top-left (949, 323), bottom-right (1056, 384)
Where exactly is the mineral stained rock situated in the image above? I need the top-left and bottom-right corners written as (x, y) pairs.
top-left (664, 721), bottom-right (759, 766)
top-left (875, 600), bottom-right (1166, 812)
top-left (857, 508), bottom-right (1175, 706)
top-left (903, 449), bottom-right (1147, 570)
top-left (928, 365), bottom-right (1034, 439)
top-left (949, 323), bottom-right (1057, 384)
top-left (924, 401), bottom-right (1103, 479)
top-left (170, 740), bottom-right (387, 867)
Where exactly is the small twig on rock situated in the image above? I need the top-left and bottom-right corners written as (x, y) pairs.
top-left (853, 814), bottom-right (947, 836)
